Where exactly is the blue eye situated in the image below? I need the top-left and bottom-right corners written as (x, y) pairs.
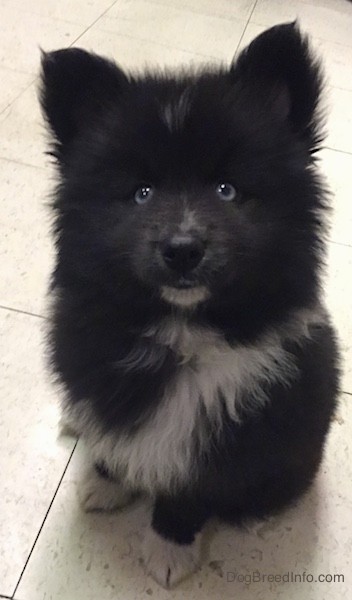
top-left (216, 183), bottom-right (237, 201)
top-left (134, 185), bottom-right (154, 205)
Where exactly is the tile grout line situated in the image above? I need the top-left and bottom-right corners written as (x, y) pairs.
top-left (0, 155), bottom-right (47, 171)
top-left (330, 240), bottom-right (352, 249)
top-left (0, 305), bottom-right (46, 320)
top-left (0, 76), bottom-right (38, 117)
top-left (233, 0), bottom-right (259, 59)
top-left (330, 84), bottom-right (352, 92)
top-left (11, 441), bottom-right (78, 599)
top-left (324, 145), bottom-right (352, 157)
top-left (66, 0), bottom-right (121, 48)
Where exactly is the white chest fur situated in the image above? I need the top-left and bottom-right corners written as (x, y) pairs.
top-left (63, 307), bottom-right (323, 495)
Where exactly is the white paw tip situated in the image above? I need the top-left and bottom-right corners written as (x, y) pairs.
top-left (142, 527), bottom-right (201, 588)
top-left (78, 468), bottom-right (132, 512)
top-left (58, 416), bottom-right (78, 438)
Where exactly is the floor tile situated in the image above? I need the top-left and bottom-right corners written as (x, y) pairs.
top-left (0, 69), bottom-right (35, 114)
top-left (0, 6), bottom-right (84, 74)
top-left (325, 242), bottom-right (352, 394)
top-left (313, 38), bottom-right (352, 92)
top-left (108, 0), bottom-right (255, 21)
top-left (251, 0), bottom-right (352, 46)
top-left (319, 148), bottom-right (352, 247)
top-left (0, 309), bottom-right (75, 597)
top-left (74, 27), bottom-right (219, 70)
top-left (16, 394), bottom-right (351, 600)
top-left (96, 1), bottom-right (246, 61)
top-left (0, 83), bottom-right (47, 169)
top-left (0, 0), bottom-right (117, 26)
top-left (0, 159), bottom-right (54, 316)
top-left (326, 87), bottom-right (352, 154)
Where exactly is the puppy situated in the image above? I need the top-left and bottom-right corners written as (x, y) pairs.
top-left (40, 22), bottom-right (339, 588)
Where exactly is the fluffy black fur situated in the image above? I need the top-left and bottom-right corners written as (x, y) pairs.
top-left (41, 23), bottom-right (339, 564)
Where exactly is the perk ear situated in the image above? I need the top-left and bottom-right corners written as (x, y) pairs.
top-left (40, 48), bottom-right (127, 155)
top-left (231, 22), bottom-right (324, 146)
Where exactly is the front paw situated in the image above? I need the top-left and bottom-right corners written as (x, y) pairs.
top-left (78, 465), bottom-right (133, 512)
top-left (142, 526), bottom-right (201, 588)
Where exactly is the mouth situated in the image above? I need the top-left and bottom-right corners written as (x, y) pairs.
top-left (160, 284), bottom-right (210, 307)
top-left (173, 276), bottom-right (198, 289)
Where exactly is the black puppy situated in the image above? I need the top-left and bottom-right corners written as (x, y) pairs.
top-left (40, 22), bottom-right (339, 588)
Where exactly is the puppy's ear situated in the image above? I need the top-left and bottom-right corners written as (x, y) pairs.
top-left (40, 48), bottom-right (127, 155)
top-left (231, 23), bottom-right (323, 146)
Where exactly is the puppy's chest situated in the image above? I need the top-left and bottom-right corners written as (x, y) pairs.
top-left (115, 324), bottom-right (241, 488)
top-left (89, 320), bottom-right (293, 493)
top-left (148, 320), bottom-right (274, 412)
top-left (149, 320), bottom-right (244, 410)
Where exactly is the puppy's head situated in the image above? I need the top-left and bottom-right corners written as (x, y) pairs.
top-left (41, 23), bottom-right (325, 316)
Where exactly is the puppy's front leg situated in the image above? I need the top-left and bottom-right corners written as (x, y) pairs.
top-left (143, 494), bottom-right (209, 588)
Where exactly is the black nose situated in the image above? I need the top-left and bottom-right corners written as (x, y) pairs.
top-left (161, 235), bottom-right (205, 272)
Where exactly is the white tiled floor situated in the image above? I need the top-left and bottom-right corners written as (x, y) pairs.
top-left (0, 1), bottom-right (351, 599)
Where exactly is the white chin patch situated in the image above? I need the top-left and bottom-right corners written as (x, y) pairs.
top-left (161, 286), bottom-right (210, 307)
